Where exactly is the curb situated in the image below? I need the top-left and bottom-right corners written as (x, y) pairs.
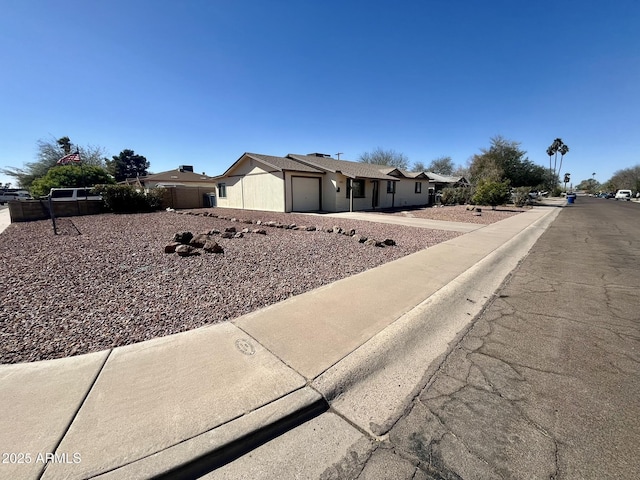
top-left (90, 388), bottom-right (327, 479)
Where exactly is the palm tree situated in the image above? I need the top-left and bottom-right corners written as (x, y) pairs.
top-left (57, 136), bottom-right (72, 154)
top-left (546, 145), bottom-right (555, 183)
top-left (557, 143), bottom-right (569, 181)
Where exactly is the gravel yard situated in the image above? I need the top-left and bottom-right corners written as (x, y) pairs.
top-left (0, 208), bottom-right (480, 364)
top-left (371, 204), bottom-right (525, 224)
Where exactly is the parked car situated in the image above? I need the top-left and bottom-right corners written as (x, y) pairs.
top-left (614, 189), bottom-right (632, 201)
top-left (46, 188), bottom-right (102, 201)
top-left (0, 190), bottom-right (32, 204)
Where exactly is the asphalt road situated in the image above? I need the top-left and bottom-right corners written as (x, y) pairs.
top-left (380, 196), bottom-right (640, 479)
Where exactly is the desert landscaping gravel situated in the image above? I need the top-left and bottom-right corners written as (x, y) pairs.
top-left (0, 206), bottom-right (519, 364)
top-left (372, 204), bottom-right (525, 224)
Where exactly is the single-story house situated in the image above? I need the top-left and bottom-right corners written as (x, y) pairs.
top-left (212, 153), bottom-right (435, 213)
top-left (426, 172), bottom-right (470, 191)
top-left (122, 165), bottom-right (218, 188)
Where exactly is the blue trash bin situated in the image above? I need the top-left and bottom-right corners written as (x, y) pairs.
top-left (567, 193), bottom-right (576, 204)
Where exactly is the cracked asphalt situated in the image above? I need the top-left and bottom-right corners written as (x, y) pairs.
top-left (372, 197), bottom-right (640, 479)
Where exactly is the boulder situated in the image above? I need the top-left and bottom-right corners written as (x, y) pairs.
top-left (241, 228), bottom-right (250, 233)
top-left (172, 231), bottom-right (194, 244)
top-left (332, 226), bottom-right (342, 234)
top-left (164, 242), bottom-right (181, 254)
top-left (233, 232), bottom-right (244, 238)
top-left (252, 229), bottom-right (267, 235)
top-left (220, 232), bottom-right (234, 239)
top-left (189, 233), bottom-right (210, 248)
top-left (305, 226), bottom-right (316, 231)
top-left (175, 244), bottom-right (200, 257)
top-left (357, 236), bottom-right (368, 243)
top-left (203, 241), bottom-right (224, 254)
top-left (383, 239), bottom-right (396, 246)
top-left (224, 226), bottom-right (236, 233)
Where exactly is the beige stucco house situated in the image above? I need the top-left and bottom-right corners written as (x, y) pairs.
top-left (213, 153), bottom-right (436, 213)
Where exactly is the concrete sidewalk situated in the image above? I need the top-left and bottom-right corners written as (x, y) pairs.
top-left (0, 205), bottom-right (561, 479)
top-left (0, 206), bottom-right (10, 233)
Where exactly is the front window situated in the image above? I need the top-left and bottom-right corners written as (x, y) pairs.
top-left (218, 183), bottom-right (227, 198)
top-left (347, 179), bottom-right (365, 198)
top-left (387, 181), bottom-right (396, 194)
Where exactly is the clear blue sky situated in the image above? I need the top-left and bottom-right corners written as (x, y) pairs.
top-left (1, 0), bottom-right (639, 188)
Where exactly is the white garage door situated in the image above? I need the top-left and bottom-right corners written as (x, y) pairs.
top-left (291, 176), bottom-right (321, 212)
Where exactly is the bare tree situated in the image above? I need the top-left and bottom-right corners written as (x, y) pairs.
top-left (427, 156), bottom-right (455, 175)
top-left (412, 161), bottom-right (426, 172)
top-left (358, 147), bottom-right (409, 170)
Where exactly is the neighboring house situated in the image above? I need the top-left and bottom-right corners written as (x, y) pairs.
top-left (426, 172), bottom-right (470, 191)
top-left (213, 152), bottom-right (434, 213)
top-left (122, 165), bottom-right (218, 188)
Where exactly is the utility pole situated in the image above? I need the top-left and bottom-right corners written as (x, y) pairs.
top-left (336, 152), bottom-right (343, 160)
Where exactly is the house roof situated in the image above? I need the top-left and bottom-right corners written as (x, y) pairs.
top-left (287, 154), bottom-right (399, 180)
top-left (217, 153), bottom-right (325, 178)
top-left (368, 167), bottom-right (430, 179)
top-left (143, 168), bottom-right (216, 183)
top-left (245, 153), bottom-right (324, 173)
top-left (426, 172), bottom-right (468, 184)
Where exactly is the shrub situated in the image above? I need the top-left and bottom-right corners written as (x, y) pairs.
top-left (511, 186), bottom-right (532, 207)
top-left (93, 184), bottom-right (165, 213)
top-left (440, 186), bottom-right (474, 205)
top-left (472, 179), bottom-right (511, 209)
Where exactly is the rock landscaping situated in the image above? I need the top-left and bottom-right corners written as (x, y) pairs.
top-left (164, 211), bottom-right (400, 258)
top-left (0, 208), bottom-right (466, 364)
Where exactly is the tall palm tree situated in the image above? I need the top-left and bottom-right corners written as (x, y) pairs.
top-left (557, 143), bottom-right (569, 181)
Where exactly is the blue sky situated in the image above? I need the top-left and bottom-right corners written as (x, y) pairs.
top-left (1, 0), bottom-right (639, 188)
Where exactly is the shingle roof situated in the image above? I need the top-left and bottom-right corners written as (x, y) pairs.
top-left (245, 153), bottom-right (324, 173)
top-left (426, 172), bottom-right (468, 184)
top-left (144, 169), bottom-right (216, 182)
top-left (287, 154), bottom-right (399, 180)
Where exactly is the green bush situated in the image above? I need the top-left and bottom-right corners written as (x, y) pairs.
top-left (30, 165), bottom-right (115, 197)
top-left (472, 179), bottom-right (511, 209)
top-left (93, 184), bottom-right (164, 213)
top-left (511, 186), bottom-right (532, 207)
top-left (440, 186), bottom-right (474, 205)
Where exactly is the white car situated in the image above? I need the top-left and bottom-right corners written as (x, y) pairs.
top-left (614, 189), bottom-right (632, 201)
top-left (47, 187), bottom-right (102, 201)
top-left (0, 191), bottom-right (32, 204)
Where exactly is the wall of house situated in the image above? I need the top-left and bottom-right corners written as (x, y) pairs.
top-left (216, 158), bottom-right (286, 212)
top-left (393, 179), bottom-right (431, 208)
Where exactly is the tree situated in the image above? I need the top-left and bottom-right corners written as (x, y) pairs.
top-left (469, 136), bottom-right (545, 188)
top-left (106, 149), bottom-right (150, 182)
top-left (472, 179), bottom-right (511, 209)
top-left (358, 147), bottom-right (409, 170)
top-left (546, 138), bottom-right (570, 191)
top-left (30, 165), bottom-right (115, 197)
top-left (1, 136), bottom-right (108, 189)
top-left (576, 178), bottom-right (599, 194)
top-left (412, 161), bottom-right (426, 172)
top-left (57, 136), bottom-right (72, 154)
top-left (427, 156), bottom-right (454, 175)
top-left (606, 164), bottom-right (640, 192)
